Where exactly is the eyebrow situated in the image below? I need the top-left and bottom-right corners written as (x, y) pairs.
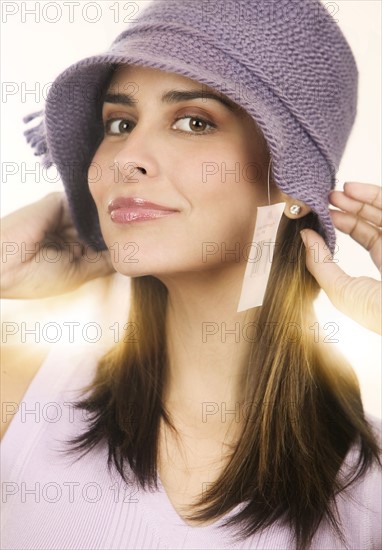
top-left (103, 89), bottom-right (243, 115)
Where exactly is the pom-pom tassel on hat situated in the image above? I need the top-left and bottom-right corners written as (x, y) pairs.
top-left (23, 110), bottom-right (53, 169)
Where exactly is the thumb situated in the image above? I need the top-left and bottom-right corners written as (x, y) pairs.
top-left (300, 229), bottom-right (382, 334)
top-left (300, 229), bottom-right (345, 292)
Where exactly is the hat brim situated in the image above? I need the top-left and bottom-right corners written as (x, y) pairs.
top-left (44, 42), bottom-right (336, 252)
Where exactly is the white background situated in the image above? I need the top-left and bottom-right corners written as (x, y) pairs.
top-left (1, 1), bottom-right (381, 417)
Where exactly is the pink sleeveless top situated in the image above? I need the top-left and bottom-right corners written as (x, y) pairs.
top-left (1, 344), bottom-right (381, 549)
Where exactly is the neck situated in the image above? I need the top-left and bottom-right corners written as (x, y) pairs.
top-left (158, 263), bottom-right (256, 432)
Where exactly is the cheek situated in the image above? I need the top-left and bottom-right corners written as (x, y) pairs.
top-left (200, 140), bottom-right (263, 188)
top-left (87, 147), bottom-right (113, 204)
top-left (186, 148), bottom-right (267, 242)
top-left (185, 143), bottom-right (265, 207)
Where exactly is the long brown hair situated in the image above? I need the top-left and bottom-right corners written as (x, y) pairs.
top-left (64, 212), bottom-right (380, 549)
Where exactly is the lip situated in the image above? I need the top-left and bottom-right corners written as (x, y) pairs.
top-left (108, 197), bottom-right (180, 224)
top-left (108, 197), bottom-right (179, 213)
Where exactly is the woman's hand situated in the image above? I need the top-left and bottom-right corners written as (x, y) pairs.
top-left (1, 192), bottom-right (114, 299)
top-left (300, 182), bottom-right (382, 334)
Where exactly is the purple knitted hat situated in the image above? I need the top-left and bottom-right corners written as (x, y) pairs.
top-left (24, 0), bottom-right (358, 253)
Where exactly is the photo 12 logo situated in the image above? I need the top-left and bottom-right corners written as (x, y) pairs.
top-left (1, 2), bottom-right (141, 24)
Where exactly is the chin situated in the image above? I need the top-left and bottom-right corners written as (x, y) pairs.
top-left (110, 257), bottom-right (173, 279)
top-left (111, 263), bottom-right (153, 278)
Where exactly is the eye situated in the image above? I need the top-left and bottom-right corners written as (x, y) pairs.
top-left (172, 115), bottom-right (216, 135)
top-left (103, 114), bottom-right (216, 137)
top-left (104, 118), bottom-right (132, 135)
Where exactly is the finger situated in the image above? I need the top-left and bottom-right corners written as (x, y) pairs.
top-left (329, 191), bottom-right (382, 227)
top-left (37, 192), bottom-right (68, 234)
top-left (330, 210), bottom-right (382, 272)
top-left (76, 249), bottom-right (115, 282)
top-left (59, 198), bottom-right (80, 231)
top-left (1, 192), bottom-right (64, 244)
top-left (300, 229), bottom-right (382, 334)
top-left (300, 228), bottom-right (346, 294)
top-left (330, 208), bottom-right (381, 250)
top-left (342, 182), bottom-right (382, 209)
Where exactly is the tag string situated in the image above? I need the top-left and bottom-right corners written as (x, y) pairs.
top-left (267, 157), bottom-right (272, 206)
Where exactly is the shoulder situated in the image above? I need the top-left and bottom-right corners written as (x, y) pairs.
top-left (1, 343), bottom-right (111, 444)
top-left (1, 344), bottom-right (50, 440)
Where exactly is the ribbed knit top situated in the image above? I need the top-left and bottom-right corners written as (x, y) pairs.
top-left (1, 344), bottom-right (381, 549)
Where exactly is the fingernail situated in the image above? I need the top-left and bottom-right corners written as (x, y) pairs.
top-left (300, 230), bottom-right (307, 246)
top-left (328, 190), bottom-right (337, 201)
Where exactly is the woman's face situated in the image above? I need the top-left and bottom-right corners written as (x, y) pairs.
top-left (89, 65), bottom-right (279, 278)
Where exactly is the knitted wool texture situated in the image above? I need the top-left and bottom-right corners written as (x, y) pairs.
top-left (24, 0), bottom-right (358, 252)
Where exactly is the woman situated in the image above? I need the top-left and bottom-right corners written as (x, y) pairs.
top-left (1, 1), bottom-right (381, 549)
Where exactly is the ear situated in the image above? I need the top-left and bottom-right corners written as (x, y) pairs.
top-left (280, 193), bottom-right (312, 219)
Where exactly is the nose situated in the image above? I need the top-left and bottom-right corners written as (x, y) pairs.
top-left (112, 122), bottom-right (159, 184)
top-left (113, 162), bottom-right (146, 183)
